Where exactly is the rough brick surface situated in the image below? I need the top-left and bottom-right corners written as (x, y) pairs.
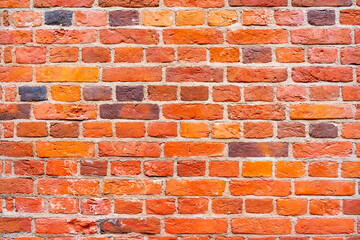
top-left (1, 0), bottom-right (360, 239)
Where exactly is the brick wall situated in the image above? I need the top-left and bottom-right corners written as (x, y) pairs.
top-left (1, 0), bottom-right (360, 238)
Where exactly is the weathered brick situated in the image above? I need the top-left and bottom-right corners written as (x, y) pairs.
top-left (229, 142), bottom-right (288, 157)
top-left (36, 29), bottom-right (96, 44)
top-left (99, 142), bottom-right (161, 157)
top-left (109, 10), bottom-right (139, 26)
top-left (100, 29), bottom-right (158, 44)
top-left (103, 180), bottom-right (162, 195)
top-left (100, 104), bottom-right (159, 119)
top-left (291, 29), bottom-right (351, 44)
top-left (232, 218), bottom-right (291, 235)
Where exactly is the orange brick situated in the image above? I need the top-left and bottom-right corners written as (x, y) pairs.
top-left (51, 85), bottom-right (81, 102)
top-left (142, 10), bottom-right (172, 27)
top-left (208, 10), bottom-right (237, 26)
top-left (277, 198), bottom-right (307, 216)
top-left (176, 10), bottom-right (205, 26)
top-left (180, 122), bottom-right (209, 138)
top-left (242, 161), bottom-right (272, 177)
top-left (116, 122), bottom-right (145, 138)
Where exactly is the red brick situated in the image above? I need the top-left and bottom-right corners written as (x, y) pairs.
top-left (293, 142), bottom-right (352, 157)
top-left (81, 198), bottom-right (111, 215)
top-left (115, 48), bottom-right (143, 62)
top-left (277, 198), bottom-right (307, 215)
top-left (75, 10), bottom-right (107, 26)
top-left (163, 29), bottom-right (223, 44)
top-left (34, 0), bottom-right (94, 7)
top-left (144, 161), bottom-right (174, 177)
top-left (295, 218), bottom-right (354, 234)
top-left (148, 122), bottom-right (177, 137)
top-left (228, 104), bottom-right (285, 120)
top-left (231, 218), bottom-right (291, 234)
top-left (290, 104), bottom-right (353, 119)
top-left (209, 161), bottom-right (239, 177)
top-left (210, 47), bottom-right (239, 62)
top-left (163, 104), bottom-right (223, 120)
top-left (245, 199), bottom-right (273, 213)
top-left (309, 161), bottom-right (338, 177)
top-left (178, 47), bottom-right (206, 62)
top-left (178, 198), bottom-right (209, 214)
top-left (166, 180), bottom-right (225, 196)
top-left (309, 199), bottom-right (340, 215)
top-left (291, 28), bottom-right (351, 44)
top-left (99, 142), bottom-right (160, 157)
top-left (228, 67), bottom-right (287, 82)
top-left (16, 47), bottom-right (46, 64)
top-left (0, 218), bottom-right (31, 233)
top-left (36, 142), bottom-right (94, 158)
top-left (178, 160), bottom-right (206, 176)
top-left (295, 180), bottom-right (355, 196)
top-left (0, 30), bottom-right (32, 44)
top-left (166, 67), bottom-right (223, 82)
top-left (147, 47), bottom-right (175, 63)
top-left (36, 30), bottom-right (96, 44)
top-left (213, 198), bottom-right (242, 214)
top-left (115, 199), bottom-right (142, 214)
top-left (310, 86), bottom-right (339, 101)
top-left (15, 198), bottom-right (45, 213)
top-left (165, 142), bottom-right (224, 157)
top-left (227, 29), bottom-right (288, 44)
top-left (38, 179), bottom-right (99, 195)
top-left (275, 10), bottom-right (304, 26)
top-left (49, 198), bottom-right (78, 213)
top-left (164, 0), bottom-right (223, 7)
top-left (230, 180), bottom-right (291, 196)
top-left (165, 218), bottom-right (227, 234)
top-left (0, 178), bottom-right (33, 194)
top-left (308, 47), bottom-right (338, 63)
top-left (146, 199), bottom-right (175, 215)
top-left (103, 67), bottom-right (161, 82)
top-left (35, 218), bottom-right (97, 234)
top-left (116, 122), bottom-right (145, 138)
top-left (46, 160), bottom-right (77, 176)
top-left (111, 161), bottom-right (141, 176)
top-left (14, 160), bottom-right (44, 176)
top-left (277, 86), bottom-right (306, 101)
top-left (103, 180), bottom-right (162, 195)
top-left (50, 47), bottom-right (78, 63)
top-left (100, 29), bottom-right (159, 44)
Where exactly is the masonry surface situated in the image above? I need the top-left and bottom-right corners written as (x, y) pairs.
top-left (1, 0), bottom-right (360, 239)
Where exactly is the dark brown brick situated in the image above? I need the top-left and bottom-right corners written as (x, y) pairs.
top-left (50, 122), bottom-right (79, 138)
top-left (100, 104), bottom-right (159, 120)
top-left (83, 86), bottom-right (112, 101)
top-left (243, 47), bottom-right (272, 63)
top-left (116, 86), bottom-right (144, 101)
top-left (309, 123), bottom-right (338, 138)
top-left (0, 104), bottom-right (31, 120)
top-left (180, 86), bottom-right (208, 101)
top-left (308, 10), bottom-right (335, 26)
top-left (229, 142), bottom-right (289, 157)
top-left (109, 10), bottom-right (139, 26)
